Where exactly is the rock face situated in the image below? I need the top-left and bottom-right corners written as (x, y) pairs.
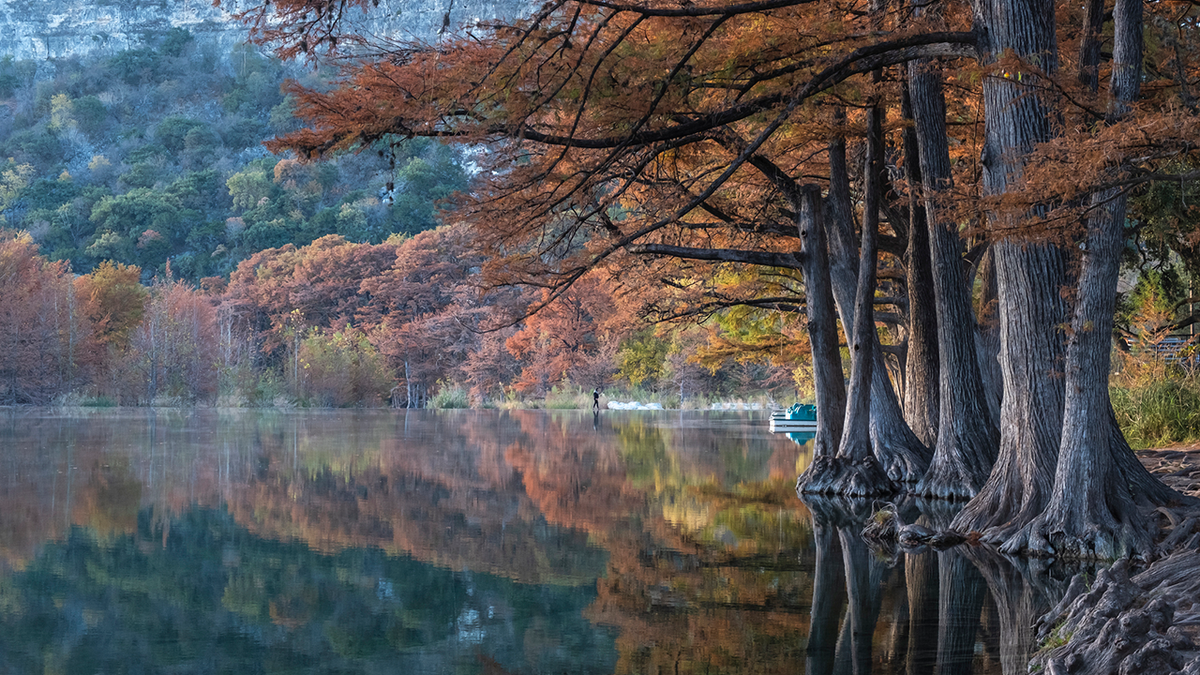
top-left (0, 0), bottom-right (530, 61)
top-left (0, 0), bottom-right (235, 60)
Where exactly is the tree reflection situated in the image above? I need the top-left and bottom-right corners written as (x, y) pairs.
top-left (798, 495), bottom-right (1069, 675)
top-left (962, 549), bottom-right (1076, 675)
top-left (0, 409), bottom-right (1088, 675)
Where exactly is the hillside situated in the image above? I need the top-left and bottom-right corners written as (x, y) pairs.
top-left (0, 23), bottom-right (474, 280)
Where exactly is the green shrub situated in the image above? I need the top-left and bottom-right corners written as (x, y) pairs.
top-left (544, 385), bottom-right (590, 409)
top-left (429, 382), bottom-right (469, 409)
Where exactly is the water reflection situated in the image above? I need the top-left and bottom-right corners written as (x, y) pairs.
top-left (0, 409), bottom-right (1081, 674)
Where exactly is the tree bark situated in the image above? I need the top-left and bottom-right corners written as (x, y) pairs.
top-left (975, 250), bottom-right (1003, 423)
top-left (906, 43), bottom-right (1000, 500)
top-left (901, 84), bottom-right (940, 450)
top-left (952, 0), bottom-right (1067, 539)
top-left (829, 104), bottom-right (895, 497)
top-left (825, 111), bottom-right (931, 488)
top-left (796, 185), bottom-right (851, 493)
top-left (999, 0), bottom-right (1181, 560)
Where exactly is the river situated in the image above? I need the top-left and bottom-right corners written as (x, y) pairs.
top-left (0, 408), bottom-right (1078, 673)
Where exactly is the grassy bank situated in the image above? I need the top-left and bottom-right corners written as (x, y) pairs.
top-left (1111, 348), bottom-right (1200, 449)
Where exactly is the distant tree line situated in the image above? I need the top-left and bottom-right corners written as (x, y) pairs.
top-left (0, 228), bottom-right (798, 407)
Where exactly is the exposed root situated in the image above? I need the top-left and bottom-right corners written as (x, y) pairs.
top-left (1031, 555), bottom-right (1200, 675)
top-left (797, 454), bottom-right (898, 497)
top-left (870, 421), bottom-right (931, 485)
top-left (998, 509), bottom-right (1152, 562)
top-left (915, 460), bottom-right (983, 501)
top-left (836, 455), bottom-right (897, 497)
top-left (796, 455), bottom-right (844, 495)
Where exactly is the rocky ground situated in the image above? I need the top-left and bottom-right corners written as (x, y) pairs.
top-left (1141, 447), bottom-right (1200, 499)
top-left (1027, 447), bottom-right (1200, 675)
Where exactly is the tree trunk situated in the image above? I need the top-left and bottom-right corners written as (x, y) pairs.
top-left (796, 185), bottom-right (850, 493)
top-left (906, 43), bottom-right (1000, 500)
top-left (965, 548), bottom-right (1065, 675)
top-left (839, 513), bottom-right (891, 675)
top-left (805, 502), bottom-right (847, 675)
top-left (952, 0), bottom-right (1066, 539)
top-left (999, 0), bottom-right (1180, 560)
top-left (825, 112), bottom-right (931, 488)
top-left (935, 548), bottom-right (988, 675)
top-left (905, 544), bottom-right (940, 675)
top-left (976, 250), bottom-right (1003, 423)
top-left (901, 85), bottom-right (940, 450)
top-left (829, 104), bottom-right (894, 497)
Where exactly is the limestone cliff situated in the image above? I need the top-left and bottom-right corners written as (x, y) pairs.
top-left (0, 0), bottom-right (526, 61)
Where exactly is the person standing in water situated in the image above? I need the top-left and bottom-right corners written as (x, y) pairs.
top-left (593, 388), bottom-right (600, 412)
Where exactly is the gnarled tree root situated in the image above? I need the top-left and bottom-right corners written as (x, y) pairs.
top-left (797, 455), bottom-right (898, 497)
top-left (1032, 555), bottom-right (1200, 675)
top-left (870, 423), bottom-right (931, 485)
top-left (997, 508), bottom-right (1153, 562)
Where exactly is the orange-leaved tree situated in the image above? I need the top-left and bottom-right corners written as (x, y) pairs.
top-left (0, 230), bottom-right (86, 403)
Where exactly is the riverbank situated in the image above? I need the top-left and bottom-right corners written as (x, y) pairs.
top-left (1140, 445), bottom-right (1200, 499)
top-left (1027, 446), bottom-right (1200, 675)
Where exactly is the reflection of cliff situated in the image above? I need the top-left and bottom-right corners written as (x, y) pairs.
top-left (1, 409), bottom-right (824, 673)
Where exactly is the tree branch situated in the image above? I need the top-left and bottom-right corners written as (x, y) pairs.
top-left (630, 243), bottom-right (804, 268)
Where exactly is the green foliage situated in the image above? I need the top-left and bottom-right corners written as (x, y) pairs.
top-left (159, 27), bottom-right (194, 58)
top-left (1129, 158), bottom-right (1200, 276)
top-left (0, 56), bottom-right (35, 98)
top-left (226, 161), bottom-right (278, 212)
top-left (544, 384), bottom-right (590, 409)
top-left (0, 39), bottom-right (473, 281)
top-left (155, 116), bottom-right (207, 154)
top-left (1112, 378), bottom-right (1200, 449)
top-left (72, 95), bottom-right (109, 136)
top-left (106, 47), bottom-right (160, 86)
top-left (617, 331), bottom-right (669, 387)
top-left (429, 381), bottom-right (470, 409)
top-left (298, 328), bottom-right (394, 407)
top-left (0, 160), bottom-right (35, 221)
top-left (7, 129), bottom-right (64, 170)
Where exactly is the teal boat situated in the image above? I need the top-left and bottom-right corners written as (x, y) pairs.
top-left (769, 403), bottom-right (818, 432)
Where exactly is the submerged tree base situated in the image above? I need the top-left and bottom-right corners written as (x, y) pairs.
top-left (796, 454), bottom-right (897, 497)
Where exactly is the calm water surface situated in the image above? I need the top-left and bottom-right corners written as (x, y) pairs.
top-left (0, 409), bottom-right (1072, 674)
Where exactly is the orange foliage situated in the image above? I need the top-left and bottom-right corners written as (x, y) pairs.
top-left (75, 260), bottom-right (147, 349)
top-left (129, 277), bottom-right (220, 402)
top-left (223, 234), bottom-right (401, 355)
top-left (504, 273), bottom-right (631, 394)
top-left (0, 231), bottom-right (86, 404)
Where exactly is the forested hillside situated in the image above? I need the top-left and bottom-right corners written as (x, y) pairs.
top-left (0, 28), bottom-right (468, 280)
top-left (0, 24), bottom-right (804, 409)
